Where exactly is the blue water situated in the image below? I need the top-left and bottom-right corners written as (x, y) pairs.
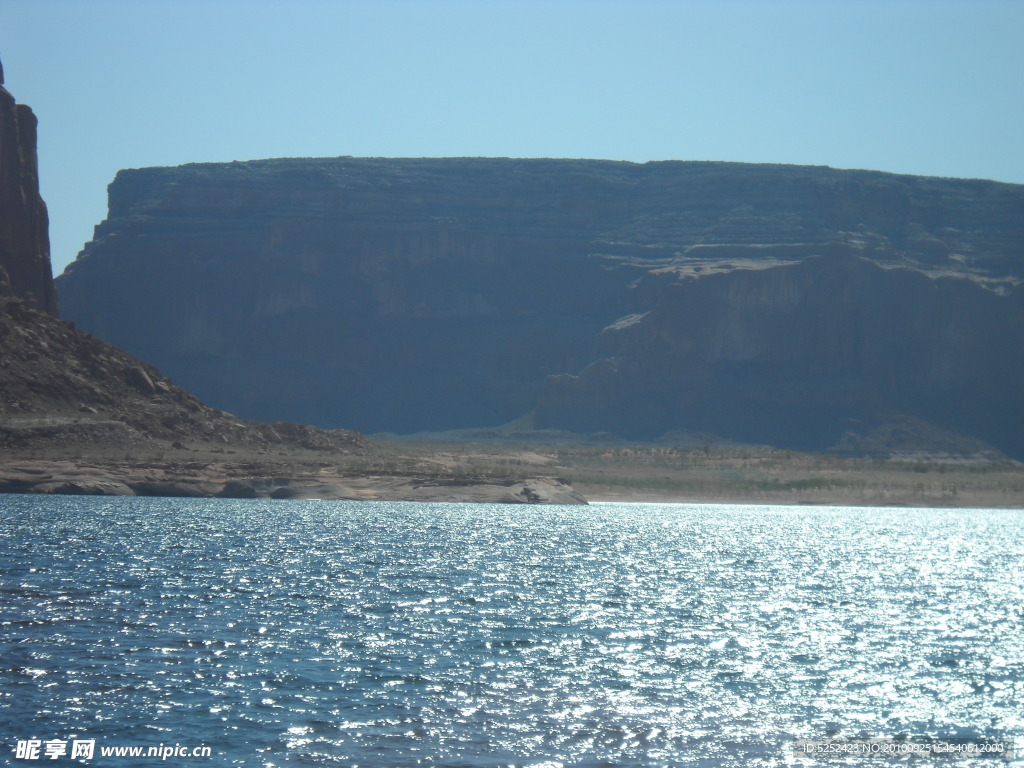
top-left (1, 496), bottom-right (1021, 767)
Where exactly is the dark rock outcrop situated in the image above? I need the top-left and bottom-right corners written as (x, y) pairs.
top-left (56, 158), bottom-right (1024, 457)
top-left (0, 56), bottom-right (57, 314)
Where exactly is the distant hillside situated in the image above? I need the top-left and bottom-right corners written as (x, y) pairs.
top-left (56, 157), bottom-right (1024, 458)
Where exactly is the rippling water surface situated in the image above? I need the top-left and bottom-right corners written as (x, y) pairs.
top-left (1, 496), bottom-right (1021, 766)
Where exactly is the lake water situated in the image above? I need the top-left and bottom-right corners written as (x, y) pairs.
top-left (1, 496), bottom-right (1021, 767)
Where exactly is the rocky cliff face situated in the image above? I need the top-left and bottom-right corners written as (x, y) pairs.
top-left (56, 157), bottom-right (1024, 457)
top-left (0, 58), bottom-right (57, 314)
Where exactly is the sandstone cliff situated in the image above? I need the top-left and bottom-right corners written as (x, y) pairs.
top-left (0, 57), bottom-right (57, 314)
top-left (56, 158), bottom-right (1024, 458)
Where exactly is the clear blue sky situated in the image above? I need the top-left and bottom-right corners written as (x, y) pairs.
top-left (3, 0), bottom-right (1023, 275)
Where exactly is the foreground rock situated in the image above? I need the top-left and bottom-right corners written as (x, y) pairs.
top-left (58, 158), bottom-right (1024, 458)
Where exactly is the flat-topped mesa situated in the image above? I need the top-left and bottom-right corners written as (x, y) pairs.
top-left (57, 157), bottom-right (1024, 458)
top-left (0, 56), bottom-right (57, 315)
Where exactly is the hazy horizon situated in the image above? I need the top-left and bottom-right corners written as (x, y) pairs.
top-left (3, 0), bottom-right (1023, 276)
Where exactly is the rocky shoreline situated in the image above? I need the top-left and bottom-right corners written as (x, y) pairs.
top-left (0, 458), bottom-right (587, 504)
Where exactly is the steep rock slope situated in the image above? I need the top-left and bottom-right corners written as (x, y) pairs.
top-left (0, 294), bottom-right (360, 452)
top-left (56, 158), bottom-right (1024, 456)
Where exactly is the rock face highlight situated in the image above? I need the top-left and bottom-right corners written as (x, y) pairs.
top-left (0, 57), bottom-right (57, 314)
top-left (56, 158), bottom-right (1024, 458)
